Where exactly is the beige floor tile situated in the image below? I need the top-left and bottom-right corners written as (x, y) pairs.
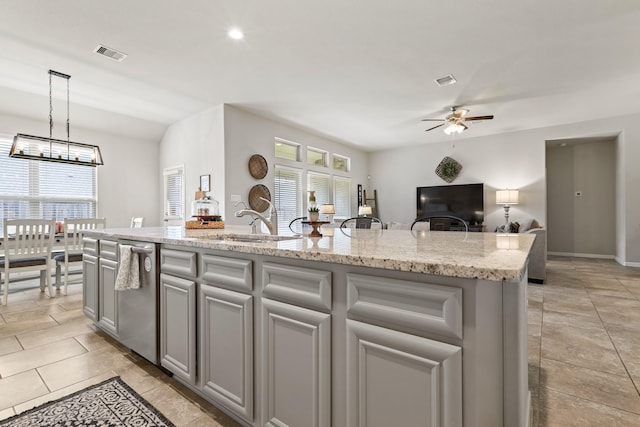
top-left (541, 309), bottom-right (604, 331)
top-left (0, 299), bottom-right (39, 315)
top-left (0, 336), bottom-right (87, 378)
top-left (625, 360), bottom-right (640, 391)
top-left (0, 336), bottom-right (22, 356)
top-left (73, 331), bottom-right (112, 352)
top-left (50, 308), bottom-right (86, 324)
top-left (183, 414), bottom-right (225, 426)
top-left (0, 316), bottom-right (5, 325)
top-left (12, 371), bottom-right (116, 415)
top-left (538, 388), bottom-right (640, 427)
top-left (0, 407), bottom-right (15, 420)
top-left (540, 358), bottom-right (640, 415)
top-left (0, 304), bottom-right (66, 324)
top-left (0, 317), bottom-right (58, 340)
top-left (540, 323), bottom-right (627, 376)
top-left (0, 370), bottom-right (49, 411)
top-left (141, 384), bottom-right (203, 426)
top-left (115, 360), bottom-right (166, 395)
top-left (16, 317), bottom-right (94, 349)
top-left (37, 347), bottom-right (132, 391)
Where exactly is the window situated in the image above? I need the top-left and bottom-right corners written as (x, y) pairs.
top-left (274, 138), bottom-right (300, 161)
top-left (0, 135), bottom-right (97, 224)
top-left (164, 165), bottom-right (185, 223)
top-left (334, 176), bottom-right (352, 218)
top-left (308, 172), bottom-right (330, 207)
top-left (307, 147), bottom-right (327, 167)
top-left (274, 165), bottom-right (302, 234)
top-left (333, 154), bottom-right (350, 172)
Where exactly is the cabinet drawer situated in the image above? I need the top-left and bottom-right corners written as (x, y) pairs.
top-left (99, 240), bottom-right (118, 260)
top-left (202, 254), bottom-right (252, 293)
top-left (262, 262), bottom-right (331, 312)
top-left (346, 273), bottom-right (463, 339)
top-left (161, 248), bottom-right (197, 278)
top-left (83, 237), bottom-right (98, 256)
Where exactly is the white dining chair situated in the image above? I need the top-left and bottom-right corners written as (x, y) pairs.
top-left (1, 218), bottom-right (56, 305)
top-left (130, 217), bottom-right (144, 228)
top-left (54, 218), bottom-right (106, 295)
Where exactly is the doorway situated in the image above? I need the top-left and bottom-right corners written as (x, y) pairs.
top-left (545, 137), bottom-right (617, 258)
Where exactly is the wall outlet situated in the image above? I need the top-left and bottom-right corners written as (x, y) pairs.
top-left (575, 191), bottom-right (582, 197)
top-left (231, 194), bottom-right (241, 202)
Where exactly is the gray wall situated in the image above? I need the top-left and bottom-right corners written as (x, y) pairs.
top-left (546, 140), bottom-right (616, 256)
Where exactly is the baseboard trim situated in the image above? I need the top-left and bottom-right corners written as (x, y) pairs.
top-left (528, 278), bottom-right (544, 284)
top-left (548, 251), bottom-right (615, 260)
top-left (615, 256), bottom-right (640, 268)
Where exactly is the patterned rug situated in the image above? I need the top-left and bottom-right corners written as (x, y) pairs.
top-left (0, 377), bottom-right (175, 427)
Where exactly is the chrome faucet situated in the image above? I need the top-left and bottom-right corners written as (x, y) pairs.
top-left (234, 197), bottom-right (278, 235)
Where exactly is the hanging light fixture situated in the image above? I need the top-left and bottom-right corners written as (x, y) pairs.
top-left (9, 70), bottom-right (104, 166)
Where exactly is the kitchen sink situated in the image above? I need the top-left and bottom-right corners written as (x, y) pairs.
top-left (204, 234), bottom-right (302, 243)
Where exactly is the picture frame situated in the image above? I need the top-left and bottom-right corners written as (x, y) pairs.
top-left (200, 174), bottom-right (210, 192)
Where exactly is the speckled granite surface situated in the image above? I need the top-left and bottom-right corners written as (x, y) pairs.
top-left (85, 225), bottom-right (536, 282)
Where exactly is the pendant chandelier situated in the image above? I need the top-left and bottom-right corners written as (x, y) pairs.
top-left (9, 70), bottom-right (104, 166)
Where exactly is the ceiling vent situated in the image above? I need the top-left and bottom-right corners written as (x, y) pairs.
top-left (434, 74), bottom-right (457, 87)
top-left (94, 45), bottom-right (127, 62)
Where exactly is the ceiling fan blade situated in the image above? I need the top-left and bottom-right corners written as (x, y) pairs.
top-left (453, 109), bottom-right (469, 118)
top-left (425, 123), bottom-right (445, 132)
top-left (463, 115), bottom-right (494, 121)
top-left (421, 118), bottom-right (445, 122)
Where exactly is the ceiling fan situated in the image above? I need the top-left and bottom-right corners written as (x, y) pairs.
top-left (422, 107), bottom-right (494, 134)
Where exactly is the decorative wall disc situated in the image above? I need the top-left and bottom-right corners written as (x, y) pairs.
top-left (248, 184), bottom-right (271, 212)
top-left (435, 156), bottom-right (462, 183)
top-left (248, 154), bottom-right (268, 179)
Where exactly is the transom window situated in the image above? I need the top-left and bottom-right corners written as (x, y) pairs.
top-left (274, 138), bottom-right (300, 161)
top-left (333, 154), bottom-right (350, 172)
top-left (307, 147), bottom-right (327, 167)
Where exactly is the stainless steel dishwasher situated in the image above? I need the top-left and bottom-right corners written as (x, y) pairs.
top-left (117, 240), bottom-right (159, 364)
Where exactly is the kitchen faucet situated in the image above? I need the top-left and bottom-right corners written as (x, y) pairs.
top-left (234, 197), bottom-right (278, 235)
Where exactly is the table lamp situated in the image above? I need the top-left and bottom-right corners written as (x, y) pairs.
top-left (358, 205), bottom-right (373, 217)
top-left (320, 204), bottom-right (335, 223)
top-left (496, 189), bottom-right (519, 224)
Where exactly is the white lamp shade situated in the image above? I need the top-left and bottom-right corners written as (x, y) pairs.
top-left (496, 190), bottom-right (519, 205)
top-left (496, 234), bottom-right (520, 249)
top-left (358, 205), bottom-right (373, 216)
top-left (319, 204), bottom-right (335, 214)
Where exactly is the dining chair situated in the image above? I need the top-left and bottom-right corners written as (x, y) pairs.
top-left (54, 218), bottom-right (106, 295)
top-left (339, 216), bottom-right (382, 229)
top-left (1, 218), bottom-right (56, 305)
top-left (130, 217), bottom-right (144, 228)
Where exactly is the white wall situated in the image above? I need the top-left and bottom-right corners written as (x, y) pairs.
top-left (0, 112), bottom-right (160, 227)
top-left (159, 105), bottom-right (225, 223)
top-left (369, 112), bottom-right (640, 265)
top-left (369, 134), bottom-right (545, 231)
top-left (222, 105), bottom-right (369, 225)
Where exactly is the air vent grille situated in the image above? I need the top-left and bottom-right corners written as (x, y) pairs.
top-left (94, 45), bottom-right (127, 62)
top-left (434, 74), bottom-right (457, 87)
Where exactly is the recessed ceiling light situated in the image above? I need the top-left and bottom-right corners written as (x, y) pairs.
top-left (434, 74), bottom-right (457, 87)
top-left (228, 28), bottom-right (244, 40)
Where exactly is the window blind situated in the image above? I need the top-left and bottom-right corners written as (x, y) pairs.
top-left (334, 176), bottom-right (352, 218)
top-left (164, 166), bottom-right (184, 219)
top-left (308, 172), bottom-right (330, 206)
top-left (274, 165), bottom-right (302, 234)
top-left (0, 135), bottom-right (97, 224)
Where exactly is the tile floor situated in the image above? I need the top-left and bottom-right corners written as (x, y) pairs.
top-left (0, 257), bottom-right (639, 426)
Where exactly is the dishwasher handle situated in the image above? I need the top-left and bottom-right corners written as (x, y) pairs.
top-left (131, 246), bottom-right (153, 255)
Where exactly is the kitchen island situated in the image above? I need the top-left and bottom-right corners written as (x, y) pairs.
top-left (83, 226), bottom-right (535, 427)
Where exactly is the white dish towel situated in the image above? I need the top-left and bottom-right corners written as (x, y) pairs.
top-left (115, 245), bottom-right (140, 290)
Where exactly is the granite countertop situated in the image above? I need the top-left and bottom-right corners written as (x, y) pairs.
top-left (85, 225), bottom-right (536, 282)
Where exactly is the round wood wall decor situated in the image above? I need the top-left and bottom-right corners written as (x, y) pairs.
top-left (248, 154), bottom-right (268, 179)
top-left (248, 184), bottom-right (271, 212)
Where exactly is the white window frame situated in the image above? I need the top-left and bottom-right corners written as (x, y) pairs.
top-left (307, 146), bottom-right (328, 167)
top-left (164, 165), bottom-right (185, 224)
top-left (274, 137), bottom-right (300, 162)
top-left (307, 171), bottom-right (331, 209)
top-left (333, 153), bottom-right (351, 172)
top-left (333, 176), bottom-right (352, 218)
top-left (274, 165), bottom-right (303, 234)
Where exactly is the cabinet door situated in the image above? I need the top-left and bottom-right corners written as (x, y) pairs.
top-left (346, 320), bottom-right (462, 427)
top-left (200, 285), bottom-right (253, 421)
top-left (82, 253), bottom-right (99, 321)
top-left (262, 298), bottom-right (331, 427)
top-left (98, 258), bottom-right (118, 336)
top-left (160, 273), bottom-right (196, 384)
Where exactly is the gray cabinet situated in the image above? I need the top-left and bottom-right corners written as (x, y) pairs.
top-left (260, 262), bottom-right (332, 427)
top-left (199, 285), bottom-right (253, 420)
top-left (346, 320), bottom-right (462, 427)
top-left (160, 272), bottom-right (197, 384)
top-left (98, 257), bottom-right (118, 336)
top-left (261, 298), bottom-right (331, 427)
top-left (82, 253), bottom-right (98, 321)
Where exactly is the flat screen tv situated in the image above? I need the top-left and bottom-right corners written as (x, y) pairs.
top-left (416, 183), bottom-right (484, 229)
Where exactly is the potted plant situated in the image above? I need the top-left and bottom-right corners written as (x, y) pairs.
top-left (308, 206), bottom-right (320, 222)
